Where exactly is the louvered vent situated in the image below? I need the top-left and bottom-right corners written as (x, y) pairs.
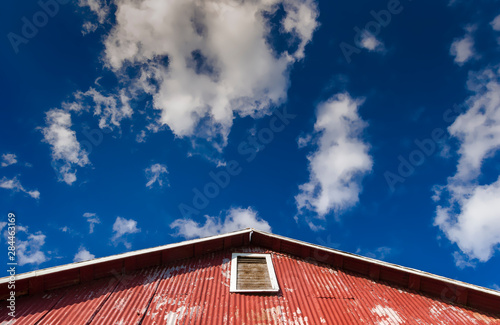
top-left (230, 253), bottom-right (279, 292)
top-left (236, 256), bottom-right (272, 290)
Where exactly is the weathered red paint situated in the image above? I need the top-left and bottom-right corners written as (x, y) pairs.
top-left (1, 230), bottom-right (499, 324)
top-left (1, 246), bottom-right (499, 324)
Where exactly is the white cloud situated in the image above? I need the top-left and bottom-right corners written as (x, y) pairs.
top-left (136, 130), bottom-right (147, 143)
top-left (83, 212), bottom-right (100, 233)
top-left (358, 32), bottom-right (385, 53)
top-left (0, 176), bottom-right (40, 199)
top-left (41, 109), bottom-right (90, 185)
top-left (453, 251), bottom-right (476, 269)
top-left (361, 246), bottom-right (393, 261)
top-left (145, 163), bottom-right (168, 188)
top-left (79, 0), bottom-right (109, 30)
top-left (64, 88), bottom-right (133, 130)
top-left (491, 14), bottom-right (500, 31)
top-left (448, 67), bottom-right (500, 182)
top-left (73, 247), bottom-right (96, 262)
top-left (15, 225), bottom-right (28, 232)
top-left (82, 21), bottom-right (98, 35)
top-left (9, 227), bottom-right (48, 266)
top-left (281, 0), bottom-right (320, 60)
top-left (1, 153), bottom-right (17, 167)
top-left (111, 216), bottom-right (140, 249)
top-left (295, 93), bottom-right (372, 221)
top-left (297, 133), bottom-right (312, 149)
top-left (41, 88), bottom-right (132, 184)
top-left (102, 0), bottom-right (318, 147)
top-left (436, 178), bottom-right (500, 262)
top-left (450, 28), bottom-right (477, 66)
top-left (306, 221), bottom-right (325, 232)
top-left (171, 207), bottom-right (271, 239)
top-left (29, 190), bottom-right (40, 200)
top-left (434, 66), bottom-right (500, 263)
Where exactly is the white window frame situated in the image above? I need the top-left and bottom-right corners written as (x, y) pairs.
top-left (230, 253), bottom-right (279, 293)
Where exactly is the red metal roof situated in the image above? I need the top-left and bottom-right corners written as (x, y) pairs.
top-left (1, 229), bottom-right (500, 324)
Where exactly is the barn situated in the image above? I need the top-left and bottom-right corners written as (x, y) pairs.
top-left (1, 228), bottom-right (499, 324)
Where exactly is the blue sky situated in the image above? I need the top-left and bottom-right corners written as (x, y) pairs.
top-left (1, 0), bottom-right (500, 290)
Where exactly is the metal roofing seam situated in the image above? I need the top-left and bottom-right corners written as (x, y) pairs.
top-left (34, 277), bottom-right (120, 325)
top-left (89, 267), bottom-right (164, 324)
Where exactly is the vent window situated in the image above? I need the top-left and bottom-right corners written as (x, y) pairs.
top-left (230, 253), bottom-right (279, 293)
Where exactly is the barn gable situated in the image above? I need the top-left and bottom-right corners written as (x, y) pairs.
top-left (1, 229), bottom-right (499, 324)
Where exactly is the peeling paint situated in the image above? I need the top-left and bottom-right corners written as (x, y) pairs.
top-left (164, 306), bottom-right (186, 324)
top-left (371, 305), bottom-right (404, 325)
top-left (112, 297), bottom-right (127, 311)
top-left (221, 258), bottom-right (231, 280)
top-left (429, 304), bottom-right (482, 324)
top-left (4, 248), bottom-right (500, 325)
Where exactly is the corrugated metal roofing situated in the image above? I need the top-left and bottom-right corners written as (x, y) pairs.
top-left (1, 246), bottom-right (499, 324)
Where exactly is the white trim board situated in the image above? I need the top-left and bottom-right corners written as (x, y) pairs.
top-left (251, 229), bottom-right (500, 298)
top-left (0, 228), bottom-right (253, 284)
top-left (229, 253), bottom-right (279, 293)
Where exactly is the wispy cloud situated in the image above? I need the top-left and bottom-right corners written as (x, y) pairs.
top-left (450, 26), bottom-right (477, 66)
top-left (64, 88), bottom-right (133, 130)
top-left (358, 32), bottom-right (385, 53)
top-left (73, 246), bottom-right (95, 262)
top-left (453, 251), bottom-right (476, 269)
top-left (356, 246), bottom-right (394, 261)
top-left (41, 109), bottom-right (90, 185)
top-left (111, 217), bottom-right (140, 249)
top-left (297, 133), bottom-right (312, 149)
top-left (78, 0), bottom-right (109, 35)
top-left (0, 176), bottom-right (40, 199)
top-left (136, 130), bottom-right (147, 143)
top-left (1, 153), bottom-right (17, 167)
top-left (171, 207), bottom-right (271, 239)
top-left (295, 93), bottom-right (372, 225)
top-left (79, 0), bottom-right (108, 22)
top-left (492, 15), bottom-right (500, 45)
top-left (83, 212), bottom-right (100, 234)
top-left (145, 163), bottom-right (169, 188)
top-left (4, 226), bottom-right (49, 266)
top-left (434, 66), bottom-right (500, 263)
top-left (491, 14), bottom-right (500, 31)
top-left (17, 233), bottom-right (47, 266)
top-left (41, 87), bottom-right (133, 184)
top-left (82, 21), bottom-right (98, 35)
